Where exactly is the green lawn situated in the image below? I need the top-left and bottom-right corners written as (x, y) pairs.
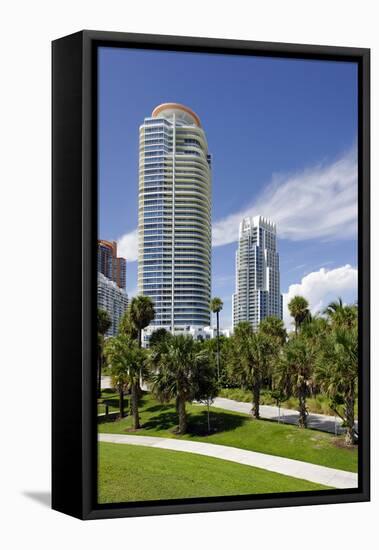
top-left (98, 442), bottom-right (330, 503)
top-left (98, 392), bottom-right (358, 472)
top-left (219, 387), bottom-right (358, 418)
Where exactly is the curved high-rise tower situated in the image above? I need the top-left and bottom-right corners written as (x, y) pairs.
top-left (138, 103), bottom-right (212, 332)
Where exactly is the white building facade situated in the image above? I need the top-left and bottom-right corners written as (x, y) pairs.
top-left (232, 216), bottom-right (283, 331)
top-left (142, 325), bottom-right (231, 348)
top-left (97, 272), bottom-right (128, 337)
top-left (138, 103), bottom-right (212, 333)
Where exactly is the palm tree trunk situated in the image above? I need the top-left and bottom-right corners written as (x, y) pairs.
top-left (345, 388), bottom-right (355, 445)
top-left (298, 387), bottom-right (307, 428)
top-left (131, 382), bottom-right (140, 429)
top-left (252, 382), bottom-right (260, 419)
top-left (216, 311), bottom-right (220, 380)
top-left (97, 338), bottom-right (103, 398)
top-left (177, 396), bottom-right (187, 434)
top-left (119, 388), bottom-right (124, 418)
top-left (135, 329), bottom-right (143, 395)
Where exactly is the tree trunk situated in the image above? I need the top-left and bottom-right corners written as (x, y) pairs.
top-left (131, 382), bottom-right (140, 429)
top-left (136, 329), bottom-right (142, 395)
top-left (97, 338), bottom-right (103, 398)
top-left (207, 401), bottom-right (211, 433)
top-left (177, 396), bottom-right (187, 434)
top-left (298, 387), bottom-right (307, 428)
top-left (252, 382), bottom-right (260, 419)
top-left (216, 311), bottom-right (220, 380)
top-left (345, 389), bottom-right (356, 445)
top-left (119, 389), bottom-right (124, 418)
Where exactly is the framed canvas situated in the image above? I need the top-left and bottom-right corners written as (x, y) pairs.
top-left (52, 30), bottom-right (370, 520)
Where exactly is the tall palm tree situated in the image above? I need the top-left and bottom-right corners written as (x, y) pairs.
top-left (150, 335), bottom-right (208, 434)
top-left (276, 335), bottom-right (315, 428)
top-left (129, 295), bottom-right (156, 348)
top-left (97, 308), bottom-right (112, 397)
top-left (230, 327), bottom-right (272, 419)
top-left (210, 297), bottom-right (223, 380)
top-left (288, 295), bottom-right (310, 335)
top-left (316, 323), bottom-right (358, 445)
top-left (259, 316), bottom-right (287, 389)
top-left (104, 335), bottom-right (147, 429)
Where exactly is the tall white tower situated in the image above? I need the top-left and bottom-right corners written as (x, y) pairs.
top-left (138, 103), bottom-right (212, 332)
top-left (232, 216), bottom-right (282, 331)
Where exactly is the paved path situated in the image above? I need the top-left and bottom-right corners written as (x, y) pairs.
top-left (211, 397), bottom-right (358, 435)
top-left (101, 376), bottom-right (149, 391)
top-left (99, 433), bottom-right (357, 489)
top-left (102, 378), bottom-right (357, 435)
top-left (101, 376), bottom-right (112, 389)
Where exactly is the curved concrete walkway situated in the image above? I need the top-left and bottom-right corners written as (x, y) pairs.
top-left (99, 433), bottom-right (357, 489)
top-left (211, 397), bottom-right (358, 435)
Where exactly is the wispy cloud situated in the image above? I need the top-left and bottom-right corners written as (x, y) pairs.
top-left (282, 264), bottom-right (358, 330)
top-left (212, 146), bottom-right (357, 247)
top-left (117, 146), bottom-right (357, 262)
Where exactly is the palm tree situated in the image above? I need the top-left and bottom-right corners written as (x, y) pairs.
top-left (129, 295), bottom-right (156, 348)
top-left (230, 327), bottom-right (272, 419)
top-left (259, 316), bottom-right (287, 389)
top-left (118, 308), bottom-right (138, 340)
top-left (276, 335), bottom-right (315, 428)
top-left (234, 321), bottom-right (253, 339)
top-left (288, 295), bottom-right (310, 335)
top-left (104, 335), bottom-right (147, 429)
top-left (97, 308), bottom-right (112, 397)
top-left (150, 335), bottom-right (208, 434)
top-left (324, 298), bottom-right (357, 329)
top-left (259, 316), bottom-right (287, 345)
top-left (316, 323), bottom-right (358, 445)
top-left (149, 327), bottom-right (170, 348)
top-left (210, 297), bottom-right (224, 380)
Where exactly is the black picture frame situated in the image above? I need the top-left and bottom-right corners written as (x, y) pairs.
top-left (52, 30), bottom-right (370, 520)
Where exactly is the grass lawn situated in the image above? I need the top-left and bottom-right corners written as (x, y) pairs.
top-left (98, 392), bottom-right (358, 473)
top-left (219, 387), bottom-right (358, 418)
top-left (98, 442), bottom-right (330, 503)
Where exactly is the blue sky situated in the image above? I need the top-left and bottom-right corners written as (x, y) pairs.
top-left (98, 47), bottom-right (358, 329)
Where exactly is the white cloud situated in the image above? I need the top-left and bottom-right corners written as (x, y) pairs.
top-left (282, 264), bottom-right (358, 330)
top-left (118, 229), bottom-right (138, 262)
top-left (212, 147), bottom-right (357, 246)
top-left (117, 147), bottom-right (357, 262)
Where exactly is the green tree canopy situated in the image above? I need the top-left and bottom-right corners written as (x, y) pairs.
top-left (98, 308), bottom-right (112, 336)
top-left (316, 314), bottom-right (358, 445)
top-left (149, 327), bottom-right (171, 348)
top-left (129, 295), bottom-right (156, 347)
top-left (275, 335), bottom-right (316, 428)
top-left (229, 329), bottom-right (273, 419)
top-left (104, 335), bottom-right (148, 428)
top-left (150, 335), bottom-right (210, 434)
top-left (288, 295), bottom-right (310, 334)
